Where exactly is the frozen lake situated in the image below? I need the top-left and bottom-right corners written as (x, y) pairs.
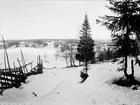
top-left (0, 46), bottom-right (66, 69)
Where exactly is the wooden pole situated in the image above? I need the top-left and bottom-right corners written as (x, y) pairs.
top-left (13, 62), bottom-right (16, 69)
top-left (13, 62), bottom-right (16, 82)
top-left (17, 58), bottom-right (24, 76)
top-left (2, 36), bottom-right (11, 72)
top-left (13, 62), bottom-right (16, 74)
top-left (131, 59), bottom-right (134, 78)
top-left (20, 49), bottom-right (28, 73)
top-left (20, 50), bottom-right (26, 74)
top-left (41, 60), bottom-right (43, 66)
top-left (39, 55), bottom-right (40, 64)
top-left (2, 36), bottom-right (13, 84)
top-left (0, 69), bottom-right (3, 94)
top-left (13, 62), bottom-right (18, 84)
top-left (37, 56), bottom-right (38, 64)
top-left (4, 52), bottom-right (8, 87)
top-left (31, 62), bottom-right (32, 71)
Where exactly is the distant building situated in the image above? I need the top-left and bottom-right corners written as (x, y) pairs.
top-left (19, 41), bottom-right (26, 47)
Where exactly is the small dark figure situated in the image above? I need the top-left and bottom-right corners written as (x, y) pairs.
top-left (80, 70), bottom-right (89, 83)
top-left (32, 92), bottom-right (37, 97)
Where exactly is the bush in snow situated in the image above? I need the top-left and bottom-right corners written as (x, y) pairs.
top-left (97, 47), bottom-right (114, 62)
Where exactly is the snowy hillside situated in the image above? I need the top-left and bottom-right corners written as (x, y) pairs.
top-left (1, 62), bottom-right (140, 105)
top-left (0, 47), bottom-right (140, 105)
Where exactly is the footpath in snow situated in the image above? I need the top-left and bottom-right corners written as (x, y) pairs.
top-left (24, 63), bottom-right (140, 105)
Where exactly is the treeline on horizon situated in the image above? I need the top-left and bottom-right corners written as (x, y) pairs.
top-left (0, 38), bottom-right (112, 46)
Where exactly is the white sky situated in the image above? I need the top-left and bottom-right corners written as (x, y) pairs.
top-left (0, 0), bottom-right (112, 40)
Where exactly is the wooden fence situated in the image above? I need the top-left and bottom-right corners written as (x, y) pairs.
top-left (0, 36), bottom-right (43, 94)
top-left (0, 55), bottom-right (43, 95)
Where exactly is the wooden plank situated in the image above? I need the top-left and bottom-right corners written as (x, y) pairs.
top-left (0, 77), bottom-right (15, 81)
top-left (0, 82), bottom-right (12, 85)
top-left (0, 61), bottom-right (32, 72)
top-left (0, 71), bottom-right (19, 75)
top-left (0, 80), bottom-right (18, 84)
top-left (30, 66), bottom-right (37, 71)
top-left (0, 86), bottom-right (12, 89)
top-left (0, 69), bottom-right (14, 71)
top-left (0, 76), bottom-right (21, 81)
top-left (1, 73), bottom-right (22, 77)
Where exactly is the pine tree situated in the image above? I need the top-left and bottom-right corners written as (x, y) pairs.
top-left (97, 0), bottom-right (140, 81)
top-left (76, 14), bottom-right (95, 72)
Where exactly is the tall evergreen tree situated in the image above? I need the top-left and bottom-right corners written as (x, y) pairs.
top-left (76, 14), bottom-right (95, 72)
top-left (97, 0), bottom-right (140, 81)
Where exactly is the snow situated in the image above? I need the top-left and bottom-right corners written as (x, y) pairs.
top-left (0, 46), bottom-right (65, 68)
top-left (0, 47), bottom-right (140, 104)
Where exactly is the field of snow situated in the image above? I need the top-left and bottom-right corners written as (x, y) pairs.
top-left (0, 46), bottom-right (66, 69)
top-left (0, 47), bottom-right (140, 105)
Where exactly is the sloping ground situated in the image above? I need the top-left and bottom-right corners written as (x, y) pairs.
top-left (0, 69), bottom-right (64, 103)
top-left (84, 63), bottom-right (140, 105)
top-left (1, 62), bottom-right (140, 105)
top-left (27, 62), bottom-right (140, 105)
top-left (28, 80), bottom-right (94, 105)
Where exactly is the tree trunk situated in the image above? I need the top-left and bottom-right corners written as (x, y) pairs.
top-left (65, 58), bottom-right (68, 67)
top-left (70, 57), bottom-right (73, 67)
top-left (124, 54), bottom-right (128, 78)
top-left (72, 58), bottom-right (75, 66)
top-left (85, 59), bottom-right (88, 72)
top-left (135, 35), bottom-right (140, 53)
top-left (131, 59), bottom-right (134, 78)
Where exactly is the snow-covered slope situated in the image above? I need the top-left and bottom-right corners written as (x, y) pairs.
top-left (0, 62), bottom-right (140, 105)
top-left (1, 47), bottom-right (140, 105)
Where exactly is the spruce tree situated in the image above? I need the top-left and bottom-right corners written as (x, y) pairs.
top-left (97, 0), bottom-right (140, 81)
top-left (76, 14), bottom-right (95, 72)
